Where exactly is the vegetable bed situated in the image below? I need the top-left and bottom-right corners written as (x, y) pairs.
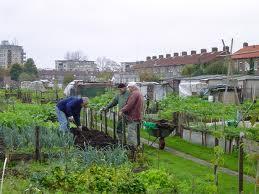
top-left (70, 126), bottom-right (117, 148)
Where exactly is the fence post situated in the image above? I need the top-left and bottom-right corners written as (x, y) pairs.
top-left (238, 133), bottom-right (244, 193)
top-left (113, 112), bottom-right (116, 139)
top-left (85, 108), bottom-right (88, 128)
top-left (100, 111), bottom-right (103, 132)
top-left (35, 126), bottom-right (40, 161)
top-left (55, 88), bottom-right (59, 101)
top-left (256, 159), bottom-right (259, 193)
top-left (137, 123), bottom-right (140, 146)
top-left (214, 137), bottom-right (219, 186)
top-left (123, 117), bottom-right (126, 145)
top-left (90, 109), bottom-right (93, 129)
top-left (104, 110), bottom-right (108, 134)
top-left (95, 111), bottom-right (98, 130)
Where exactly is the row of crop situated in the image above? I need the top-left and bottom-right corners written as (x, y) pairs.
top-left (0, 102), bottom-right (57, 128)
top-left (158, 94), bottom-right (238, 120)
top-left (0, 88), bottom-right (64, 104)
top-left (0, 102), bottom-right (73, 153)
top-left (158, 94), bottom-right (259, 141)
top-left (33, 165), bottom-right (217, 193)
top-left (26, 146), bottom-right (218, 194)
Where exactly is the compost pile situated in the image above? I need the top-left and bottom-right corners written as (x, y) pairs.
top-left (70, 127), bottom-right (117, 149)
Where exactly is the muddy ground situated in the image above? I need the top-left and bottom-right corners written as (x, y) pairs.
top-left (70, 126), bottom-right (117, 149)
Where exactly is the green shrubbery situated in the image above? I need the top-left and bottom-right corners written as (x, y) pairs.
top-left (33, 164), bottom-right (181, 193)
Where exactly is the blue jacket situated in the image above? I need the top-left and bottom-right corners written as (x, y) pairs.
top-left (57, 97), bottom-right (83, 126)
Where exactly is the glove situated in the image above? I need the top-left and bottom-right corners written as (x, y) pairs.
top-left (78, 125), bottom-right (82, 131)
top-left (100, 107), bottom-right (107, 112)
top-left (68, 116), bottom-right (74, 122)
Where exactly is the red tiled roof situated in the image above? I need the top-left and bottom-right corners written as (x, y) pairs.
top-left (231, 45), bottom-right (259, 59)
top-left (133, 51), bottom-right (226, 69)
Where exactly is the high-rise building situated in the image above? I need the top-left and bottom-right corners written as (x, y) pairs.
top-left (0, 40), bottom-right (26, 69)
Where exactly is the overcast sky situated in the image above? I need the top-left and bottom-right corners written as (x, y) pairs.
top-left (1, 0), bottom-right (259, 69)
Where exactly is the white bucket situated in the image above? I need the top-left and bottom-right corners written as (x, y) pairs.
top-left (208, 95), bottom-right (214, 102)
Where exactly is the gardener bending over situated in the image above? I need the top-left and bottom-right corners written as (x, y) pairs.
top-left (56, 96), bottom-right (89, 132)
top-left (101, 83), bottom-right (129, 143)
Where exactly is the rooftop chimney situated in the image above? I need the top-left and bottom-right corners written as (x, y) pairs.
top-left (182, 51), bottom-right (187, 56)
top-left (1, 40), bottom-right (9, 45)
top-left (159, 55), bottom-right (164, 59)
top-left (191, 50), bottom-right (196, 55)
top-left (173, 52), bottom-right (179, 57)
top-left (223, 46), bottom-right (229, 52)
top-left (152, 56), bottom-right (157, 60)
top-left (201, 49), bottom-right (207, 53)
top-left (211, 47), bottom-right (218, 52)
top-left (243, 42), bottom-right (248, 48)
top-left (140, 61), bottom-right (144, 64)
top-left (166, 54), bottom-right (171, 58)
top-left (146, 56), bottom-right (151, 61)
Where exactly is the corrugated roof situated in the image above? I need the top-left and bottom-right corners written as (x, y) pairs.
top-left (231, 45), bottom-right (259, 59)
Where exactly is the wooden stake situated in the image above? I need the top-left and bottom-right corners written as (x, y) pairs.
top-left (113, 112), bottom-right (116, 139)
top-left (100, 112), bottom-right (103, 132)
top-left (35, 126), bottom-right (40, 161)
top-left (137, 123), bottom-right (140, 146)
top-left (122, 117), bottom-right (126, 145)
top-left (256, 159), bottom-right (259, 193)
top-left (104, 110), bottom-right (108, 135)
top-left (85, 108), bottom-right (88, 128)
top-left (238, 136), bottom-right (244, 193)
top-left (95, 111), bottom-right (98, 130)
top-left (90, 109), bottom-right (93, 129)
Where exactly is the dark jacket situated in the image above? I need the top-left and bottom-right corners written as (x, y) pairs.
top-left (57, 97), bottom-right (83, 126)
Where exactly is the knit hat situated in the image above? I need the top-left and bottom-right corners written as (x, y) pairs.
top-left (118, 83), bottom-right (126, 88)
top-left (127, 82), bottom-right (137, 87)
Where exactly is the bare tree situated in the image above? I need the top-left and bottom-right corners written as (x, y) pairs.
top-left (64, 50), bottom-right (88, 61)
top-left (96, 56), bottom-right (122, 72)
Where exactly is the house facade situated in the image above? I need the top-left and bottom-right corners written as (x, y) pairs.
top-left (38, 69), bottom-right (96, 86)
top-left (111, 72), bottom-right (140, 84)
top-left (131, 47), bottom-right (228, 79)
top-left (231, 42), bottom-right (259, 75)
top-left (55, 60), bottom-right (98, 72)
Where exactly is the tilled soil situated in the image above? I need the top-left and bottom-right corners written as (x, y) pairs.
top-left (70, 127), bottom-right (117, 149)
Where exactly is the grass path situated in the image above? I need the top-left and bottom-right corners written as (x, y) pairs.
top-left (142, 138), bottom-right (255, 183)
top-left (144, 146), bottom-right (255, 194)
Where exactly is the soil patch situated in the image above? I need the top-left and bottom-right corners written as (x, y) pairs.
top-left (70, 127), bottom-right (117, 149)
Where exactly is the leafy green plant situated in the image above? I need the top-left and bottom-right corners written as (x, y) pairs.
top-left (158, 94), bottom-right (237, 121)
top-left (88, 90), bottom-right (115, 110)
top-left (137, 169), bottom-right (178, 192)
top-left (81, 145), bottom-right (129, 166)
top-left (34, 164), bottom-right (146, 193)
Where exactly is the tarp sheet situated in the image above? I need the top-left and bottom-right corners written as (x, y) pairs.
top-left (179, 80), bottom-right (208, 97)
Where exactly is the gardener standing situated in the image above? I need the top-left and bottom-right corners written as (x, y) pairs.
top-left (56, 96), bottom-right (89, 132)
top-left (120, 82), bottom-right (144, 147)
top-left (101, 83), bottom-right (129, 143)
